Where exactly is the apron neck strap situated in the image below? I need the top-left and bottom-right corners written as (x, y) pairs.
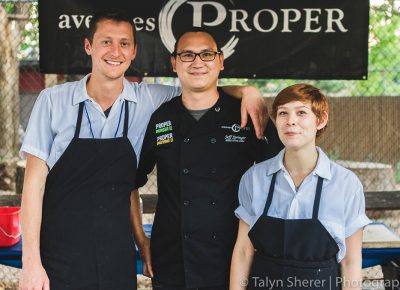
top-left (263, 172), bottom-right (277, 215)
top-left (75, 100), bottom-right (129, 139)
top-left (123, 100), bottom-right (129, 138)
top-left (74, 102), bottom-right (85, 139)
top-left (312, 176), bottom-right (324, 219)
top-left (263, 173), bottom-right (324, 219)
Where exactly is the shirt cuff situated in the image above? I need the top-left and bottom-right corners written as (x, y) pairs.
top-left (345, 214), bottom-right (371, 238)
top-left (19, 144), bottom-right (48, 162)
top-left (235, 205), bottom-right (256, 228)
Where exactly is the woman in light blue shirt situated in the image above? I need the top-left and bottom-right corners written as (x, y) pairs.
top-left (230, 84), bottom-right (370, 290)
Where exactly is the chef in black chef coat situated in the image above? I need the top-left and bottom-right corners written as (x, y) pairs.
top-left (134, 30), bottom-right (283, 290)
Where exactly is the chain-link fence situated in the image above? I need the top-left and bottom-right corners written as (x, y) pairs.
top-left (0, 1), bottom-right (398, 190)
top-left (124, 2), bottom-right (400, 202)
top-left (0, 0), bottom-right (399, 214)
top-left (145, 3), bottom-right (400, 198)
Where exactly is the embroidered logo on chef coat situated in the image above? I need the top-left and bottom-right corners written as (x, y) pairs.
top-left (221, 124), bottom-right (250, 133)
top-left (157, 133), bottom-right (174, 145)
top-left (156, 121), bottom-right (174, 145)
top-left (225, 135), bottom-right (246, 143)
top-left (155, 120), bottom-right (173, 134)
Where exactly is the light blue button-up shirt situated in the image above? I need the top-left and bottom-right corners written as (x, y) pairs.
top-left (235, 147), bottom-right (371, 261)
top-left (20, 74), bottom-right (181, 169)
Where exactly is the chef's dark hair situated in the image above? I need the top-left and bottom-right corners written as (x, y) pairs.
top-left (172, 29), bottom-right (222, 55)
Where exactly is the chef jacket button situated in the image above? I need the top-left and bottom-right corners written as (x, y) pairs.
top-left (184, 233), bottom-right (190, 239)
top-left (215, 106), bottom-right (221, 112)
top-left (210, 168), bottom-right (217, 174)
top-left (210, 138), bottom-right (217, 144)
top-left (183, 200), bottom-right (190, 206)
top-left (211, 200), bottom-right (217, 206)
top-left (212, 233), bottom-right (217, 239)
top-left (183, 168), bottom-right (189, 174)
top-left (184, 138), bottom-right (190, 143)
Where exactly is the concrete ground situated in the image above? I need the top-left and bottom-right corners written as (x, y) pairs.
top-left (0, 265), bottom-right (388, 290)
top-left (0, 266), bottom-right (152, 289)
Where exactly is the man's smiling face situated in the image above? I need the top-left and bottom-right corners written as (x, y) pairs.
top-left (84, 19), bottom-right (136, 81)
top-left (171, 32), bottom-right (224, 93)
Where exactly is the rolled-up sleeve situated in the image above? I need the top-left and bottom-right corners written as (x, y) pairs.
top-left (20, 89), bottom-right (54, 162)
top-left (235, 168), bottom-right (257, 227)
top-left (344, 178), bottom-right (371, 238)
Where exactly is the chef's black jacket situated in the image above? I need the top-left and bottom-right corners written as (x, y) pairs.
top-left (136, 90), bottom-right (283, 288)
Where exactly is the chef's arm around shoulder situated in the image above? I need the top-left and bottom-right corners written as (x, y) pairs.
top-left (230, 219), bottom-right (255, 290)
top-left (340, 229), bottom-right (363, 290)
top-left (221, 86), bottom-right (268, 139)
top-left (19, 154), bottom-right (50, 290)
top-left (130, 189), bottom-right (153, 277)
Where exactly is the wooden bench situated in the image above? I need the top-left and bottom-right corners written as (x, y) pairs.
top-left (140, 191), bottom-right (400, 213)
top-left (2, 191), bottom-right (400, 212)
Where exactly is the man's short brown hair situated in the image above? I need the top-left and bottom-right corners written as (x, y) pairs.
top-left (87, 9), bottom-right (136, 46)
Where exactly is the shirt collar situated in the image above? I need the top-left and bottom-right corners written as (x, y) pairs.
top-left (266, 148), bottom-right (286, 175)
top-left (313, 147), bottom-right (332, 180)
top-left (72, 74), bottom-right (138, 105)
top-left (266, 147), bottom-right (332, 180)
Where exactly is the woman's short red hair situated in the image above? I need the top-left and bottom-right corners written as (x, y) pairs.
top-left (271, 84), bottom-right (329, 137)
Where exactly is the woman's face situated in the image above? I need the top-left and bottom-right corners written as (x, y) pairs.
top-left (275, 100), bottom-right (327, 151)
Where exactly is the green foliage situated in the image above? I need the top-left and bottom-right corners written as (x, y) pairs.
top-left (1, 2), bottom-right (39, 60)
top-left (20, 2), bottom-right (39, 60)
top-left (220, 78), bottom-right (354, 97)
top-left (350, 3), bottom-right (400, 96)
top-left (221, 1), bottom-right (400, 97)
top-left (3, 2), bottom-right (15, 14)
top-left (396, 161), bottom-right (400, 184)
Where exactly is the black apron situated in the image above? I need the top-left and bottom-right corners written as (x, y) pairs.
top-left (40, 100), bottom-right (137, 290)
top-left (248, 173), bottom-right (341, 290)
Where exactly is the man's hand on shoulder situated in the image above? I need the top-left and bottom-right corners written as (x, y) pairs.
top-left (221, 85), bottom-right (268, 139)
top-left (239, 86), bottom-right (268, 139)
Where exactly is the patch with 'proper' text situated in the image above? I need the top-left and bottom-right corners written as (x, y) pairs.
top-left (156, 121), bottom-right (174, 145)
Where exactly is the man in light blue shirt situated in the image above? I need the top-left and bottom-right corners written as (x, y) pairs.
top-left (20, 74), bottom-right (181, 170)
top-left (19, 9), bottom-right (267, 290)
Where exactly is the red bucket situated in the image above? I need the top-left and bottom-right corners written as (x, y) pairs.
top-left (0, 207), bottom-right (21, 247)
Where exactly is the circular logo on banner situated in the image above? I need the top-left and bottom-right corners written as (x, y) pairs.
top-left (158, 0), bottom-right (239, 59)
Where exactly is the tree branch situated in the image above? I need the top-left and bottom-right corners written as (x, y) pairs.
top-left (7, 14), bottom-right (29, 21)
